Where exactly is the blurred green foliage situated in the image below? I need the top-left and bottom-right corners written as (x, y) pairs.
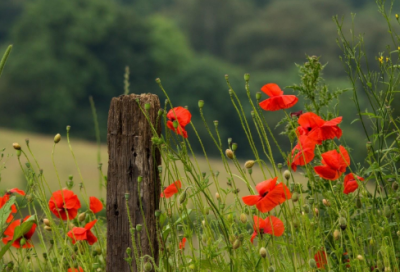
top-left (0, 0), bottom-right (397, 161)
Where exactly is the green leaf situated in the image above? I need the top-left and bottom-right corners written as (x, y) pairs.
top-left (0, 196), bottom-right (15, 232)
top-left (0, 45), bottom-right (12, 78)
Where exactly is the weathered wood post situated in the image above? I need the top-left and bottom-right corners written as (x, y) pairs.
top-left (107, 94), bottom-right (161, 272)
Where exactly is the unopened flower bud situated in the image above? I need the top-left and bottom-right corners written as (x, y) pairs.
top-left (232, 239), bottom-right (241, 249)
top-left (213, 120), bottom-right (218, 127)
top-left (244, 160), bottom-right (255, 169)
top-left (392, 181), bottom-right (399, 191)
top-left (144, 103), bottom-right (150, 111)
top-left (215, 192), bottom-right (220, 200)
top-left (292, 192), bottom-right (299, 202)
top-left (20, 238), bottom-right (26, 246)
top-left (259, 247), bottom-right (267, 258)
top-left (231, 143), bottom-right (238, 151)
top-left (43, 219), bottom-right (50, 227)
top-left (225, 149), bottom-right (234, 159)
top-left (144, 262), bottom-right (152, 272)
top-left (54, 134), bottom-right (61, 143)
top-left (225, 74), bottom-right (229, 80)
top-left (308, 259), bottom-right (317, 268)
top-left (173, 120), bottom-right (179, 128)
top-left (179, 189), bottom-right (187, 204)
top-left (13, 143), bottom-right (21, 150)
top-left (256, 92), bottom-right (262, 101)
top-left (240, 213), bottom-right (247, 223)
top-left (307, 197), bottom-right (314, 205)
top-left (357, 255), bottom-right (364, 261)
top-left (198, 100), bottom-right (204, 108)
top-left (303, 204), bottom-right (310, 213)
top-left (44, 226), bottom-right (52, 231)
top-left (339, 217), bottom-right (347, 230)
top-left (283, 170), bottom-right (291, 180)
top-left (333, 229), bottom-right (341, 240)
top-left (155, 78), bottom-right (161, 84)
top-left (314, 208), bottom-right (319, 216)
top-left (158, 109), bottom-right (164, 116)
top-left (137, 176), bottom-right (143, 183)
top-left (78, 212), bottom-right (86, 222)
top-left (244, 73), bottom-right (250, 81)
top-left (136, 224), bottom-right (142, 232)
top-left (322, 199), bottom-right (331, 207)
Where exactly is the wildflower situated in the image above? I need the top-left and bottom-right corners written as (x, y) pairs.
top-left (225, 149), bottom-right (234, 159)
top-left (296, 112), bottom-right (342, 144)
top-left (343, 173), bottom-right (364, 194)
top-left (89, 197), bottom-right (103, 213)
top-left (166, 107), bottom-right (191, 138)
top-left (179, 237), bottom-right (187, 250)
top-left (68, 268), bottom-right (84, 272)
top-left (160, 181), bottom-right (181, 198)
top-left (258, 83), bottom-right (298, 111)
top-left (48, 189), bottom-right (81, 220)
top-left (67, 219), bottom-right (98, 245)
top-left (7, 188), bottom-right (25, 196)
top-left (2, 215), bottom-right (37, 248)
top-left (386, 57), bottom-right (389, 62)
top-left (290, 110), bottom-right (303, 118)
top-left (378, 56), bottom-right (384, 64)
top-left (242, 177), bottom-right (291, 213)
top-left (314, 146), bottom-right (350, 180)
top-left (314, 250), bottom-right (328, 269)
top-left (0, 189), bottom-right (25, 223)
top-left (250, 215), bottom-right (284, 243)
top-left (289, 135), bottom-right (317, 171)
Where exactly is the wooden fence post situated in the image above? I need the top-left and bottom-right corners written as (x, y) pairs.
top-left (107, 94), bottom-right (161, 272)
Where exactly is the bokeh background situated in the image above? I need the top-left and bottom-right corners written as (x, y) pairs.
top-left (0, 0), bottom-right (399, 191)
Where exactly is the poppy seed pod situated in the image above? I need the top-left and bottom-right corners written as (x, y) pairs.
top-left (54, 134), bottom-right (61, 143)
top-left (240, 213), bottom-right (247, 223)
top-left (144, 262), bottom-right (152, 272)
top-left (155, 78), bottom-right (161, 84)
top-left (333, 229), bottom-right (341, 240)
top-left (231, 143), bottom-right (238, 151)
top-left (12, 143), bottom-right (21, 150)
top-left (78, 212), bottom-right (86, 222)
top-left (198, 100), bottom-right (204, 108)
top-left (244, 160), bottom-right (255, 169)
top-left (173, 120), bottom-right (179, 128)
top-left (256, 92), bottom-right (262, 101)
top-left (322, 199), bottom-right (331, 207)
top-left (244, 73), bottom-right (250, 81)
top-left (292, 192), bottom-right (299, 202)
top-left (20, 238), bottom-right (26, 246)
top-left (339, 217), bottom-right (347, 230)
top-left (225, 149), bottom-right (234, 159)
top-left (136, 224), bottom-right (142, 232)
top-left (259, 247), bottom-right (267, 258)
top-left (283, 170), bottom-right (291, 180)
top-left (308, 259), bottom-right (317, 268)
top-left (213, 120), bottom-right (218, 127)
top-left (277, 163), bottom-right (283, 169)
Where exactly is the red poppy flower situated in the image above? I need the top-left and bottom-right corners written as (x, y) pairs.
top-left (67, 219), bottom-right (98, 245)
top-left (314, 250), bottom-right (328, 269)
top-left (89, 197), bottom-right (103, 214)
top-left (0, 190), bottom-right (24, 223)
top-left (166, 107), bottom-right (192, 138)
top-left (7, 188), bottom-right (25, 196)
top-left (160, 181), bottom-right (181, 198)
top-left (289, 135), bottom-right (317, 171)
top-left (179, 237), bottom-right (187, 250)
top-left (314, 146), bottom-right (350, 180)
top-left (250, 215), bottom-right (284, 243)
top-left (2, 215), bottom-right (37, 248)
top-left (296, 112), bottom-right (342, 144)
top-left (258, 83), bottom-right (298, 111)
top-left (68, 267), bottom-right (84, 272)
top-left (48, 189), bottom-right (81, 220)
top-left (343, 173), bottom-right (364, 194)
top-left (242, 177), bottom-right (291, 213)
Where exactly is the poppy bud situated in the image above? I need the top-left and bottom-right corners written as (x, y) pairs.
top-left (225, 149), bottom-right (234, 159)
top-left (333, 229), bottom-right (341, 240)
top-left (339, 217), bottom-right (347, 230)
top-left (397, 230), bottom-right (400, 236)
top-left (158, 109), bottom-right (164, 116)
top-left (384, 206), bottom-right (391, 217)
top-left (314, 208), bottom-right (319, 216)
top-left (66, 180), bottom-right (74, 189)
top-left (303, 204), bottom-right (310, 213)
top-left (308, 259), bottom-right (317, 268)
top-left (136, 224), bottom-right (142, 232)
top-left (43, 219), bottom-right (50, 227)
top-left (26, 194), bottom-right (33, 202)
top-left (78, 212), bottom-right (86, 222)
top-left (13, 143), bottom-right (21, 150)
top-left (292, 192), bottom-right (299, 202)
top-left (198, 100), bottom-right (204, 108)
top-left (16, 150), bottom-right (21, 157)
top-left (259, 247), bottom-right (267, 258)
top-left (20, 238), bottom-right (26, 246)
top-left (277, 163), bottom-right (282, 169)
top-left (322, 199), bottom-right (331, 207)
top-left (173, 120), bottom-right (179, 128)
top-left (392, 181), bottom-right (399, 191)
top-left (232, 239), bottom-right (241, 249)
top-left (256, 92), bottom-right (262, 101)
top-left (240, 213), bottom-right (247, 223)
top-left (155, 78), bottom-right (161, 84)
top-left (357, 255), bottom-right (364, 261)
top-left (213, 120), bottom-right (218, 127)
top-left (204, 207), bottom-right (210, 215)
top-left (144, 103), bottom-right (150, 111)
top-left (283, 170), bottom-right (291, 180)
top-left (53, 134), bottom-right (62, 144)
top-left (244, 160), bottom-right (255, 169)
top-left (155, 210), bottom-right (161, 217)
top-left (137, 176), bottom-right (143, 183)
top-left (356, 197), bottom-right (362, 209)
top-left (231, 143), bottom-right (238, 151)
top-left (66, 125), bottom-right (71, 132)
top-left (44, 226), bottom-right (52, 232)
top-left (225, 74), bottom-right (229, 80)
top-left (228, 138), bottom-right (232, 145)
top-left (179, 189), bottom-right (187, 204)
top-left (125, 192), bottom-right (130, 200)
top-left (268, 266), bottom-right (275, 272)
top-left (144, 262), bottom-right (152, 272)
top-left (244, 73), bottom-right (250, 82)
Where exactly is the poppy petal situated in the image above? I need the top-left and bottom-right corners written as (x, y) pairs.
top-left (242, 195), bottom-right (262, 206)
top-left (298, 112), bottom-right (325, 128)
top-left (255, 187), bottom-right (286, 213)
top-left (252, 215), bottom-right (267, 231)
top-left (314, 166), bottom-right (339, 180)
top-left (264, 216), bottom-right (285, 237)
top-left (260, 83), bottom-right (283, 97)
top-left (86, 230), bottom-right (98, 245)
top-left (160, 180), bottom-right (182, 198)
top-left (8, 188), bottom-right (25, 196)
top-left (89, 197), bottom-right (103, 214)
top-left (84, 219), bottom-right (97, 230)
top-left (255, 177), bottom-right (278, 196)
top-left (250, 232), bottom-right (257, 244)
top-left (167, 107), bottom-right (192, 127)
top-left (278, 95), bottom-right (298, 109)
top-left (314, 251), bottom-right (328, 269)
